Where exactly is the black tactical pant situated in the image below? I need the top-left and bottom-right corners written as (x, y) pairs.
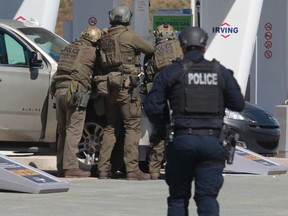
top-left (165, 135), bottom-right (225, 216)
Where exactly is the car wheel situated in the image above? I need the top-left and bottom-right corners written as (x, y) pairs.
top-left (77, 121), bottom-right (104, 175)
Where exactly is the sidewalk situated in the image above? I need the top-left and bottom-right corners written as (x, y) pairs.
top-left (6, 152), bottom-right (288, 174)
top-left (0, 152), bottom-right (288, 216)
top-left (0, 172), bottom-right (288, 216)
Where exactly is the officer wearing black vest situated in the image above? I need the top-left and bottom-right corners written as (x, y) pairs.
top-left (144, 26), bottom-right (245, 216)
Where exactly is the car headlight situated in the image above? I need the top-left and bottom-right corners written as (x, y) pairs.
top-left (225, 109), bottom-right (256, 123)
top-left (268, 114), bottom-right (279, 125)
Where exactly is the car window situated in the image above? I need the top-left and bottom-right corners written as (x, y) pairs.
top-left (0, 32), bottom-right (27, 66)
top-left (18, 27), bottom-right (69, 62)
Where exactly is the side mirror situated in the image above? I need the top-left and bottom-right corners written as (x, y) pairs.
top-left (30, 51), bottom-right (43, 68)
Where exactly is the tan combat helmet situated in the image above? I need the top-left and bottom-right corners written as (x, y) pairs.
top-left (109, 5), bottom-right (133, 25)
top-left (154, 24), bottom-right (177, 42)
top-left (80, 27), bottom-right (102, 43)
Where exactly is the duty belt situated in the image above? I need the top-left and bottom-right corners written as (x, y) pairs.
top-left (174, 128), bottom-right (221, 138)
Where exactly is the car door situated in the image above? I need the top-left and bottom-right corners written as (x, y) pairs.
top-left (0, 28), bottom-right (50, 142)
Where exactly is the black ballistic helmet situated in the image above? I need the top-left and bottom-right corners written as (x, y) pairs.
top-left (178, 26), bottom-right (208, 48)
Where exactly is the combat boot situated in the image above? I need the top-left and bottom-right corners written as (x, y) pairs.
top-left (98, 171), bottom-right (112, 179)
top-left (64, 168), bottom-right (90, 178)
top-left (150, 173), bottom-right (160, 180)
top-left (127, 170), bottom-right (150, 180)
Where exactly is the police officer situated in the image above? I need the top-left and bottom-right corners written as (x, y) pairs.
top-left (144, 24), bottom-right (183, 180)
top-left (51, 27), bottom-right (101, 178)
top-left (144, 26), bottom-right (245, 215)
top-left (97, 5), bottom-right (154, 180)
top-left (144, 24), bottom-right (183, 87)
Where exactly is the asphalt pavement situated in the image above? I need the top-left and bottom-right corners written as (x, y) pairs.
top-left (0, 154), bottom-right (288, 216)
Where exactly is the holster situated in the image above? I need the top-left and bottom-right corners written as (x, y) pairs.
top-left (66, 80), bottom-right (79, 108)
top-left (129, 75), bottom-right (140, 102)
top-left (66, 80), bottom-right (91, 109)
top-left (78, 84), bottom-right (91, 108)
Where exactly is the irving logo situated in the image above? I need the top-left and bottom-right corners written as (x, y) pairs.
top-left (212, 22), bottom-right (239, 38)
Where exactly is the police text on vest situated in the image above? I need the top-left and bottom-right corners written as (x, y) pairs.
top-left (188, 73), bottom-right (218, 85)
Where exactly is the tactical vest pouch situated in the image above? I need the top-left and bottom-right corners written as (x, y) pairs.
top-left (99, 30), bottom-right (125, 68)
top-left (66, 80), bottom-right (90, 108)
top-left (107, 72), bottom-right (124, 88)
top-left (94, 75), bottom-right (109, 96)
top-left (66, 80), bottom-right (79, 108)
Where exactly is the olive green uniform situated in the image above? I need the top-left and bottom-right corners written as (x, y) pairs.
top-left (148, 126), bottom-right (166, 179)
top-left (53, 39), bottom-right (97, 173)
top-left (144, 39), bottom-right (183, 179)
top-left (98, 26), bottom-right (154, 174)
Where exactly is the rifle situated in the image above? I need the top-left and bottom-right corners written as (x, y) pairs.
top-left (166, 100), bottom-right (175, 143)
top-left (142, 57), bottom-right (156, 94)
top-left (222, 125), bottom-right (239, 164)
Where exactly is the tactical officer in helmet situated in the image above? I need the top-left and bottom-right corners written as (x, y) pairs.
top-left (51, 26), bottom-right (101, 178)
top-left (144, 24), bottom-right (183, 92)
top-left (143, 24), bottom-right (183, 180)
top-left (97, 5), bottom-right (154, 180)
top-left (144, 26), bottom-right (245, 215)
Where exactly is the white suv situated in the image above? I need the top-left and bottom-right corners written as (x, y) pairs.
top-left (0, 19), bottom-right (152, 173)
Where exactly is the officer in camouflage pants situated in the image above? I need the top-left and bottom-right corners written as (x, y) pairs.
top-left (51, 27), bottom-right (101, 178)
top-left (97, 5), bottom-right (154, 180)
top-left (144, 24), bottom-right (183, 180)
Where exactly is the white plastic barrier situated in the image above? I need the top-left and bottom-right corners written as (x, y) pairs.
top-left (275, 105), bottom-right (288, 157)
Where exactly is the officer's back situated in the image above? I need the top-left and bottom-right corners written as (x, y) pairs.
top-left (97, 5), bottom-right (154, 181)
top-left (144, 26), bottom-right (245, 216)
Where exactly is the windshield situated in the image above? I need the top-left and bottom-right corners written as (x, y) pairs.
top-left (17, 27), bottom-right (69, 62)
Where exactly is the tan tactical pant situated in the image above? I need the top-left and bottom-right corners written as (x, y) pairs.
top-left (149, 139), bottom-right (165, 175)
top-left (55, 87), bottom-right (86, 171)
top-left (98, 87), bottom-right (141, 173)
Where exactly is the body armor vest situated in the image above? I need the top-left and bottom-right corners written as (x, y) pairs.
top-left (57, 40), bottom-right (90, 75)
top-left (145, 40), bottom-right (183, 83)
top-left (153, 40), bottom-right (183, 72)
top-left (55, 39), bottom-right (95, 88)
top-left (99, 27), bottom-right (137, 72)
top-left (169, 59), bottom-right (225, 119)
